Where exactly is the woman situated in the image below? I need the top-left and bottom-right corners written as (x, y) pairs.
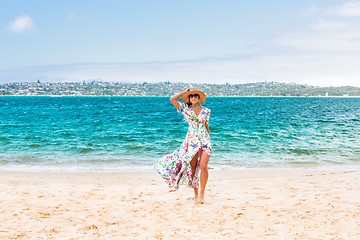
top-left (154, 88), bottom-right (211, 203)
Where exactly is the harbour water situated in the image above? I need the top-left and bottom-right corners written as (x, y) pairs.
top-left (0, 96), bottom-right (359, 171)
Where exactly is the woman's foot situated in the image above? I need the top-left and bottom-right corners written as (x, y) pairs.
top-left (196, 195), bottom-right (205, 204)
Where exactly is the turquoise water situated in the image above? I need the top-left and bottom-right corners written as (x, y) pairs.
top-left (0, 96), bottom-right (359, 171)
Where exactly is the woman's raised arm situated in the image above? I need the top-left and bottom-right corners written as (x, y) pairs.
top-left (170, 89), bottom-right (190, 110)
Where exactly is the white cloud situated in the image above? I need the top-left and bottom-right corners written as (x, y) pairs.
top-left (8, 15), bottom-right (35, 34)
top-left (276, 33), bottom-right (360, 54)
top-left (274, 8), bottom-right (360, 53)
top-left (326, 1), bottom-right (360, 17)
top-left (308, 19), bottom-right (351, 31)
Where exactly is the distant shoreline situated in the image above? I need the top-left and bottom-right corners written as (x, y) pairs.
top-left (1, 81), bottom-right (359, 97)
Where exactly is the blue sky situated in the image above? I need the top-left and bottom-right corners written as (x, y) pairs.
top-left (1, 0), bottom-right (360, 86)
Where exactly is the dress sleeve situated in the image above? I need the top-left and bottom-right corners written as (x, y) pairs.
top-left (205, 109), bottom-right (211, 124)
top-left (177, 102), bottom-right (187, 114)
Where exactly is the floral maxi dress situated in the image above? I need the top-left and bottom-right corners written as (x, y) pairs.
top-left (154, 102), bottom-right (212, 189)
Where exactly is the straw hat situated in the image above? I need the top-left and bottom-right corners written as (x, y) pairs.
top-left (181, 88), bottom-right (207, 104)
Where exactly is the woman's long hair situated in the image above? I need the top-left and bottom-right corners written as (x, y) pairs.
top-left (186, 96), bottom-right (192, 107)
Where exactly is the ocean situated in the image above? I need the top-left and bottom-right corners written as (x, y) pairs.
top-left (1, 96), bottom-right (359, 172)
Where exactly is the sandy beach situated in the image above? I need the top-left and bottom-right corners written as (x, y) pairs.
top-left (0, 169), bottom-right (360, 239)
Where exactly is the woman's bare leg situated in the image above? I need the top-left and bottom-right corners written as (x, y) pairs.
top-left (189, 152), bottom-right (199, 199)
top-left (198, 149), bottom-right (210, 203)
